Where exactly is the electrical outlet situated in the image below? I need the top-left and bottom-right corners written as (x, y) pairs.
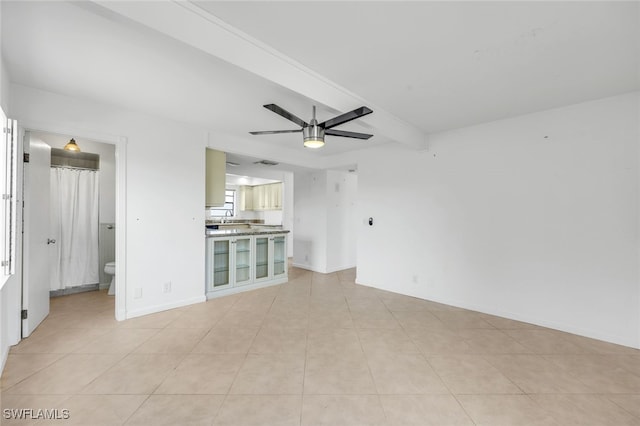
top-left (163, 281), bottom-right (172, 293)
top-left (134, 287), bottom-right (142, 299)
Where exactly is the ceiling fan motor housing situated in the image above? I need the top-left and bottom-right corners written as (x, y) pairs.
top-left (303, 123), bottom-right (325, 143)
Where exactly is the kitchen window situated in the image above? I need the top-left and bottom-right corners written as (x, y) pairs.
top-left (208, 189), bottom-right (235, 217)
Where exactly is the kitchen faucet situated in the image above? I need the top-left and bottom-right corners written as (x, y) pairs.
top-left (220, 209), bottom-right (232, 223)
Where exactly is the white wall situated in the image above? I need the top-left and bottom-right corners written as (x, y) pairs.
top-left (12, 84), bottom-right (208, 319)
top-left (30, 132), bottom-right (116, 223)
top-left (293, 171), bottom-right (327, 271)
top-left (294, 169), bottom-right (358, 273)
top-left (356, 91), bottom-right (640, 348)
top-left (0, 51), bottom-right (9, 114)
top-left (326, 170), bottom-right (358, 272)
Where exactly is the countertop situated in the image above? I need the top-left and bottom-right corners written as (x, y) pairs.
top-left (206, 228), bottom-right (290, 237)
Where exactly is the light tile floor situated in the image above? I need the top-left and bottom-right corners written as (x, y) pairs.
top-left (1, 267), bottom-right (640, 425)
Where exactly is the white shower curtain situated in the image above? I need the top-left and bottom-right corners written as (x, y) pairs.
top-left (50, 168), bottom-right (100, 290)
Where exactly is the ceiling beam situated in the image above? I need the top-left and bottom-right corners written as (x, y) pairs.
top-left (93, 0), bottom-right (427, 150)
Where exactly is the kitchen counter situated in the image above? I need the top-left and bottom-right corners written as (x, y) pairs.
top-left (206, 228), bottom-right (289, 237)
top-left (205, 219), bottom-right (264, 225)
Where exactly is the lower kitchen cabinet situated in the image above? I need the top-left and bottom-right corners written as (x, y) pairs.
top-left (208, 238), bottom-right (231, 291)
top-left (253, 234), bottom-right (287, 283)
top-left (206, 233), bottom-right (288, 298)
top-left (273, 235), bottom-right (286, 278)
top-left (234, 237), bottom-right (253, 286)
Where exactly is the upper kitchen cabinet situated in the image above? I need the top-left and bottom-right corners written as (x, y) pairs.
top-left (267, 183), bottom-right (282, 210)
top-left (205, 149), bottom-right (226, 207)
top-left (248, 182), bottom-right (282, 211)
top-left (238, 185), bottom-right (254, 211)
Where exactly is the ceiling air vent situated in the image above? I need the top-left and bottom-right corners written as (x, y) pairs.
top-left (253, 160), bottom-right (279, 166)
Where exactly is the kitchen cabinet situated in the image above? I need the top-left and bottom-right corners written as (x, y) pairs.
top-left (206, 232), bottom-right (288, 298)
top-left (233, 237), bottom-right (253, 286)
top-left (254, 234), bottom-right (287, 283)
top-left (206, 237), bottom-right (232, 291)
top-left (253, 185), bottom-right (266, 210)
top-left (239, 185), bottom-right (253, 211)
top-left (243, 183), bottom-right (282, 211)
top-left (205, 235), bottom-right (253, 293)
top-left (268, 183), bottom-right (282, 210)
top-left (205, 149), bottom-right (226, 207)
top-left (273, 234), bottom-right (287, 279)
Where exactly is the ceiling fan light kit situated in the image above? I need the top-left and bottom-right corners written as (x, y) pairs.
top-left (251, 104), bottom-right (373, 149)
top-left (303, 107), bottom-right (325, 148)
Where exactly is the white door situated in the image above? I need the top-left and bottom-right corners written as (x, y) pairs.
top-left (22, 135), bottom-right (51, 337)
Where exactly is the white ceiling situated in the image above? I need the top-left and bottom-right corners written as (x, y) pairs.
top-left (199, 1), bottom-right (640, 133)
top-left (2, 1), bottom-right (639, 169)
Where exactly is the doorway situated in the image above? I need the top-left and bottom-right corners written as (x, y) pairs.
top-left (21, 129), bottom-right (126, 337)
top-left (44, 133), bottom-right (115, 296)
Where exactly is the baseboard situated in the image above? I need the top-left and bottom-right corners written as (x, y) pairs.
top-left (292, 262), bottom-right (318, 272)
top-left (292, 263), bottom-right (355, 274)
top-left (0, 345), bottom-right (8, 377)
top-left (325, 264), bottom-right (356, 274)
top-left (125, 295), bottom-right (206, 320)
top-left (50, 284), bottom-right (99, 297)
top-left (355, 279), bottom-right (640, 350)
top-left (206, 276), bottom-right (288, 300)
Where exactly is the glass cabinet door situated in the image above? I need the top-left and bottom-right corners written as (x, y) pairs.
top-left (212, 239), bottom-right (230, 289)
top-left (235, 237), bottom-right (252, 285)
top-left (273, 235), bottom-right (286, 277)
top-left (255, 236), bottom-right (269, 280)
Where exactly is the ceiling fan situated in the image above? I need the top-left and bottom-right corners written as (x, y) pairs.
top-left (250, 104), bottom-right (373, 149)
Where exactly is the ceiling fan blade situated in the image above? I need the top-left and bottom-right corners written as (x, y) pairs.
top-left (263, 104), bottom-right (308, 128)
top-left (319, 106), bottom-right (373, 129)
top-left (249, 129), bottom-right (303, 135)
top-left (325, 129), bottom-right (373, 140)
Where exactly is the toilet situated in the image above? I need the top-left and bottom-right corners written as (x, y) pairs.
top-left (104, 261), bottom-right (116, 295)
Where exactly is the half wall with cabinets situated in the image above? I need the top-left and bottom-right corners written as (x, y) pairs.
top-left (205, 230), bottom-right (288, 298)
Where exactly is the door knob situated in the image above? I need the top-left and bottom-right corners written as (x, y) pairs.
top-left (47, 238), bottom-right (56, 245)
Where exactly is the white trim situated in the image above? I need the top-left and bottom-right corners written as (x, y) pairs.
top-left (0, 345), bottom-right (8, 375)
top-left (126, 295), bottom-right (206, 319)
top-left (292, 263), bottom-right (356, 274)
top-left (114, 136), bottom-right (127, 321)
top-left (354, 278), bottom-right (640, 350)
top-left (291, 262), bottom-right (319, 273)
top-left (205, 277), bottom-right (288, 300)
top-left (325, 264), bottom-right (357, 274)
top-left (19, 120), bottom-right (128, 321)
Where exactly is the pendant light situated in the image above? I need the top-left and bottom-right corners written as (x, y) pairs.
top-left (63, 138), bottom-right (81, 152)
